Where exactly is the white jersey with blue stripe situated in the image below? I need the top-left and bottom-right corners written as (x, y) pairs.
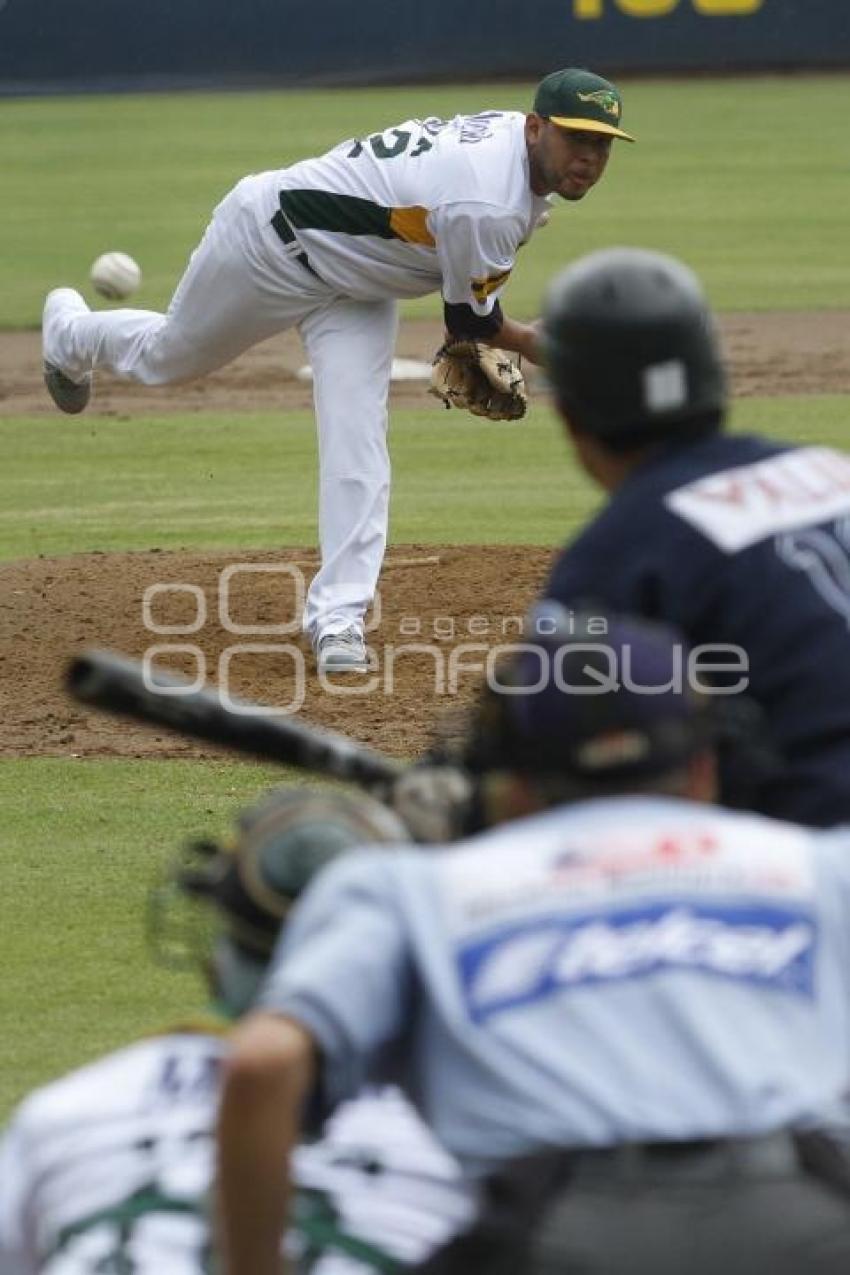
top-left (260, 796), bottom-right (850, 1177)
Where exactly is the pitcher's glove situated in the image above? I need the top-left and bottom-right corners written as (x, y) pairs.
top-left (429, 340), bottom-right (527, 421)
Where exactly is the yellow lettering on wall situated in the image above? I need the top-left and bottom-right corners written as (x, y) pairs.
top-left (694, 0), bottom-right (763, 12)
top-left (574, 0), bottom-right (763, 15)
top-left (615, 0), bottom-right (678, 14)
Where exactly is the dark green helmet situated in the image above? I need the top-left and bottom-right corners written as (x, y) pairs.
top-left (150, 786), bottom-right (408, 1015)
top-left (542, 248), bottom-right (726, 445)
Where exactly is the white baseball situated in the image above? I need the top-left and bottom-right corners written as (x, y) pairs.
top-left (89, 251), bottom-right (142, 301)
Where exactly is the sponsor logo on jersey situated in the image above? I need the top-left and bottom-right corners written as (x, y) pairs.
top-left (442, 817), bottom-right (815, 926)
top-left (549, 826), bottom-right (810, 894)
top-left (577, 89), bottom-right (622, 119)
top-left (457, 901), bottom-right (816, 1022)
top-left (665, 447), bottom-right (850, 552)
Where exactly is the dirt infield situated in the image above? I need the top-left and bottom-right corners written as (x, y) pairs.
top-left (3, 313), bottom-right (848, 761)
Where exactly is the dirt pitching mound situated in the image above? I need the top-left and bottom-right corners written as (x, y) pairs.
top-left (2, 545), bottom-right (553, 760)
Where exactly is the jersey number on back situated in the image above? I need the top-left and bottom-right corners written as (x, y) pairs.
top-left (776, 519), bottom-right (850, 626)
top-left (347, 129), bottom-right (433, 160)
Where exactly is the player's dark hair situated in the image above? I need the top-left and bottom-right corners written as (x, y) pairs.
top-left (570, 409), bottom-right (724, 454)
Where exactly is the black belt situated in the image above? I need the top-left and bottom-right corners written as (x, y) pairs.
top-left (415, 1131), bottom-right (850, 1275)
top-left (569, 1131), bottom-right (804, 1184)
top-left (270, 208), bottom-right (322, 280)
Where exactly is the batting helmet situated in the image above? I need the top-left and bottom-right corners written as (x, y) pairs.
top-left (542, 247), bottom-right (726, 446)
top-left (150, 786), bottom-right (408, 1015)
top-left (461, 603), bottom-right (714, 790)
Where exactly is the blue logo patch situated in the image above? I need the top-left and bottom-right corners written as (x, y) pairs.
top-left (457, 902), bottom-right (816, 1023)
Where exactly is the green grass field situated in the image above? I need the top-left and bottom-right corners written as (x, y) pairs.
top-left (3, 398), bottom-right (849, 562)
top-left (2, 75), bottom-right (849, 1120)
top-left (0, 758), bottom-right (283, 1117)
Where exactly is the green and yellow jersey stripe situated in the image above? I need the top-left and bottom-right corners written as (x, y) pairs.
top-left (279, 189), bottom-right (435, 247)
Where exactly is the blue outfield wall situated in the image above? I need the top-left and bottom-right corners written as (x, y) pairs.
top-left (0, 0), bottom-right (848, 95)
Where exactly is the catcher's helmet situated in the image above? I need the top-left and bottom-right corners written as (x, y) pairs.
top-left (150, 786), bottom-right (408, 1015)
top-left (542, 248), bottom-right (726, 445)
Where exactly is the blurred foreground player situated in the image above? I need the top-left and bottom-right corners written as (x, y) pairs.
top-left (0, 788), bottom-right (474, 1274)
top-left (542, 247), bottom-right (850, 827)
top-left (220, 610), bottom-right (850, 1275)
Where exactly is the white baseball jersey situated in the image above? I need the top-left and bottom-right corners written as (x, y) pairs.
top-left (260, 796), bottom-right (850, 1177)
top-left (251, 111), bottom-right (552, 308)
top-left (0, 1027), bottom-right (475, 1274)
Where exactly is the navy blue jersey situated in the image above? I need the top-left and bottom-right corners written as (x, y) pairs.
top-left (545, 433), bottom-right (850, 826)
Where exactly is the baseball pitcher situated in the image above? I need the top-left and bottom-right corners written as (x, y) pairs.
top-left (41, 68), bottom-right (633, 673)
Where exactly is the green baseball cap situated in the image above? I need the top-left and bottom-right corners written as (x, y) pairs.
top-left (533, 68), bottom-right (635, 142)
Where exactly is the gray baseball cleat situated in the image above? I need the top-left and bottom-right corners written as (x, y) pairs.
top-left (42, 288), bottom-right (93, 414)
top-left (43, 361), bottom-right (92, 414)
top-left (317, 627), bottom-right (369, 673)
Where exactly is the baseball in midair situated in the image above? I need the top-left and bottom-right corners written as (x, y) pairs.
top-left (89, 251), bottom-right (142, 301)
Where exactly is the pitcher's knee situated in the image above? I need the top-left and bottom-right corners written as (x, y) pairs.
top-left (117, 333), bottom-right (211, 386)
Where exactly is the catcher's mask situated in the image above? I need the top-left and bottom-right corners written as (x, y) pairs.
top-left (460, 604), bottom-right (716, 793)
top-left (148, 786), bottom-right (408, 1016)
top-left (542, 247), bottom-right (726, 449)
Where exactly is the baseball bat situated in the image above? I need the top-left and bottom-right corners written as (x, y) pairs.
top-left (65, 648), bottom-right (403, 789)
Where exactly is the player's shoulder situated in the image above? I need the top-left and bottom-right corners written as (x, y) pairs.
top-left (723, 809), bottom-right (850, 911)
top-left (434, 808), bottom-right (565, 890)
top-left (613, 796), bottom-right (850, 869)
top-left (544, 468), bottom-right (674, 602)
top-left (437, 109), bottom-right (525, 149)
top-left (480, 795), bottom-right (829, 871)
top-left (300, 843), bottom-right (429, 903)
top-left (428, 111), bottom-right (529, 204)
top-left (628, 432), bottom-right (784, 498)
top-left (662, 432), bottom-right (793, 489)
top-left (264, 847), bottom-right (415, 944)
top-left (563, 434), bottom-right (784, 552)
top-left (806, 823), bottom-right (850, 884)
top-left (660, 434), bottom-right (850, 555)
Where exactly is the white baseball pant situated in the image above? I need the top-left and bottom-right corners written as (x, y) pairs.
top-left (45, 177), bottom-right (398, 645)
